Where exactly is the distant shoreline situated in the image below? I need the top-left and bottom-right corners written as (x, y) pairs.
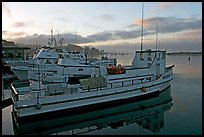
top-left (167, 52), bottom-right (202, 55)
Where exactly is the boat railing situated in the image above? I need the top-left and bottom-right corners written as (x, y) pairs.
top-left (81, 75), bottom-right (155, 92)
top-left (10, 73), bottom-right (159, 100)
top-left (10, 81), bottom-right (31, 101)
top-left (80, 85), bottom-right (106, 93)
top-left (108, 76), bottom-right (153, 89)
top-left (10, 83), bottom-right (19, 102)
top-left (10, 83), bottom-right (45, 101)
top-left (10, 81), bottom-right (81, 102)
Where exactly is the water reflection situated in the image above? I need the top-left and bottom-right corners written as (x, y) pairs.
top-left (12, 86), bottom-right (173, 135)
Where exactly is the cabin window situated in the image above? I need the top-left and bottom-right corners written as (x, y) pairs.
top-left (146, 77), bottom-right (151, 81)
top-left (140, 57), bottom-right (144, 61)
top-left (46, 59), bottom-right (54, 64)
top-left (140, 53), bottom-right (144, 61)
top-left (68, 75), bottom-right (91, 84)
top-left (53, 72), bottom-right (57, 74)
top-left (162, 52), bottom-right (165, 59)
top-left (54, 60), bottom-right (58, 64)
top-left (148, 57), bottom-right (152, 61)
top-left (59, 54), bottom-right (63, 59)
top-left (78, 68), bottom-right (83, 71)
top-left (163, 74), bottom-right (171, 79)
top-left (35, 72), bottom-right (40, 75)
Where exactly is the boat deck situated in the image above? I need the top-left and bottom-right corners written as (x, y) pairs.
top-left (10, 73), bottom-right (161, 102)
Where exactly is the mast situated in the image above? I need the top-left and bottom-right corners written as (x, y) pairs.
top-left (141, 2), bottom-right (144, 52)
top-left (51, 29), bottom-right (53, 46)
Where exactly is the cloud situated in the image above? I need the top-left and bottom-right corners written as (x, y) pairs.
top-left (134, 19), bottom-right (150, 27)
top-left (11, 22), bottom-right (27, 27)
top-left (14, 34), bottom-right (49, 45)
top-left (2, 31), bottom-right (27, 39)
top-left (82, 23), bottom-right (103, 30)
top-left (158, 17), bottom-right (202, 33)
top-left (8, 16), bottom-right (202, 50)
top-left (93, 14), bottom-right (114, 21)
top-left (87, 36), bottom-right (202, 53)
top-left (86, 29), bottom-right (147, 42)
top-left (62, 33), bottom-right (95, 44)
top-left (11, 21), bottom-right (35, 28)
top-left (127, 24), bottom-right (139, 28)
top-left (158, 2), bottom-right (177, 10)
top-left (183, 29), bottom-right (202, 37)
top-left (132, 16), bottom-right (202, 34)
top-left (2, 3), bottom-right (12, 17)
top-left (55, 17), bottom-right (72, 22)
top-left (177, 29), bottom-right (202, 41)
top-left (113, 30), bottom-right (141, 39)
top-left (12, 32), bottom-right (95, 45)
top-left (87, 31), bottom-right (114, 41)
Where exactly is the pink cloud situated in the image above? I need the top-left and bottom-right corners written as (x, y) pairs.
top-left (179, 29), bottom-right (202, 40)
top-left (134, 19), bottom-right (151, 27)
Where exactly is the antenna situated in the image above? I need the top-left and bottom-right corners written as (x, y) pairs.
top-left (141, 2), bottom-right (144, 52)
top-left (58, 31), bottom-right (60, 46)
top-left (75, 24), bottom-right (77, 45)
top-left (51, 28), bottom-right (54, 47)
top-left (161, 31), bottom-right (163, 50)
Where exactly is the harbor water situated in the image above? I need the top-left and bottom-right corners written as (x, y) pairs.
top-left (2, 54), bottom-right (202, 135)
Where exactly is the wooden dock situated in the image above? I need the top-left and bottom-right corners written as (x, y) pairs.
top-left (2, 89), bottom-right (12, 109)
top-left (2, 75), bottom-right (13, 109)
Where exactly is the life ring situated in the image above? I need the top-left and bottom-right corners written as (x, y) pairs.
top-left (141, 87), bottom-right (147, 92)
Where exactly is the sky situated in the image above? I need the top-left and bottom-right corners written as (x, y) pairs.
top-left (2, 2), bottom-right (202, 53)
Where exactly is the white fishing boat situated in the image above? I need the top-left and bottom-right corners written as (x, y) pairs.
top-left (11, 47), bottom-right (116, 82)
top-left (11, 32), bottom-right (117, 82)
top-left (10, 48), bottom-right (174, 123)
top-left (10, 3), bottom-right (174, 124)
top-left (12, 86), bottom-right (173, 135)
top-left (11, 46), bottom-right (59, 81)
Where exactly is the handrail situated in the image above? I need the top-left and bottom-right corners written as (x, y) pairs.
top-left (10, 83), bottom-right (19, 101)
top-left (81, 75), bottom-right (155, 92)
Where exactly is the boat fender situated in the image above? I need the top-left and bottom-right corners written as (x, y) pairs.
top-left (35, 103), bottom-right (41, 110)
top-left (141, 87), bottom-right (146, 92)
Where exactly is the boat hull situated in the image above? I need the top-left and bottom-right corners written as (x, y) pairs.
top-left (12, 80), bottom-right (171, 124)
top-left (12, 86), bottom-right (172, 135)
